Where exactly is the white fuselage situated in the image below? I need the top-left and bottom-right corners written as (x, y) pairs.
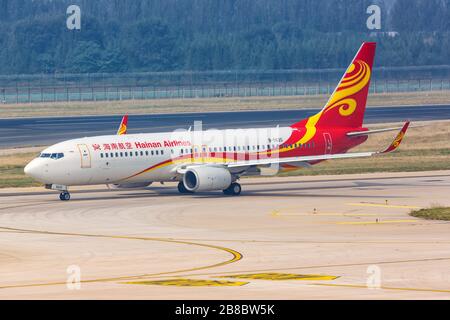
top-left (25, 126), bottom-right (294, 186)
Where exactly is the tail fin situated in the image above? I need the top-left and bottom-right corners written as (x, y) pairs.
top-left (293, 42), bottom-right (376, 129)
top-left (117, 115), bottom-right (128, 135)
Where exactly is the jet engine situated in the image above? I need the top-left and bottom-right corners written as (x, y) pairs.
top-left (183, 166), bottom-right (232, 192)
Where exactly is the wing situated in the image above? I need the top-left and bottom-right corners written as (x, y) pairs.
top-left (117, 115), bottom-right (128, 135)
top-left (227, 121), bottom-right (410, 169)
top-left (175, 122), bottom-right (410, 174)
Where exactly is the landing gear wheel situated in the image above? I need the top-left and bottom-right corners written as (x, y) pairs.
top-left (177, 182), bottom-right (192, 194)
top-left (223, 182), bottom-right (241, 196)
top-left (59, 192), bottom-right (71, 201)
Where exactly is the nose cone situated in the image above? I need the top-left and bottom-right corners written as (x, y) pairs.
top-left (24, 160), bottom-right (36, 176)
top-left (24, 159), bottom-right (44, 181)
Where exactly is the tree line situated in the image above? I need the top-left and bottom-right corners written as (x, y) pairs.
top-left (0, 0), bottom-right (448, 74)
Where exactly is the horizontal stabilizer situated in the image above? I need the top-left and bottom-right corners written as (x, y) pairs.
top-left (347, 122), bottom-right (417, 137)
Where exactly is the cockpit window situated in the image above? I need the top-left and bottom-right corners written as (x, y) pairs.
top-left (41, 153), bottom-right (64, 160)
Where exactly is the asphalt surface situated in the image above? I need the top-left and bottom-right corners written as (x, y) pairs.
top-left (1, 104), bottom-right (449, 148)
top-left (1, 172), bottom-right (450, 299)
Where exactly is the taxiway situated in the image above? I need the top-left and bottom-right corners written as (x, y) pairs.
top-left (0, 171), bottom-right (449, 299)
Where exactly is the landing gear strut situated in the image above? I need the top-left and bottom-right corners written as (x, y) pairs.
top-left (223, 182), bottom-right (242, 196)
top-left (59, 191), bottom-right (71, 201)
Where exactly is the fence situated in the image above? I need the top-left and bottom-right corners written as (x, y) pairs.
top-left (1, 66), bottom-right (450, 104)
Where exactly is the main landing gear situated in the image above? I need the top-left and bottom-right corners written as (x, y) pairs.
top-left (59, 191), bottom-right (71, 201)
top-left (223, 182), bottom-right (242, 196)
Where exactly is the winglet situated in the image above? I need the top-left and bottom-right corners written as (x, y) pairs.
top-left (117, 115), bottom-right (128, 135)
top-left (379, 121), bottom-right (410, 154)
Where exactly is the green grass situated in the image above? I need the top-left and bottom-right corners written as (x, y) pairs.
top-left (0, 164), bottom-right (41, 188)
top-left (410, 207), bottom-right (450, 221)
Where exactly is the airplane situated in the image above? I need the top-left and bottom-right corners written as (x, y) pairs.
top-left (24, 42), bottom-right (410, 201)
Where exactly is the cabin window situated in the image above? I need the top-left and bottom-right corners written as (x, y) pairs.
top-left (161, 150), bottom-right (164, 155)
top-left (156, 150), bottom-right (159, 155)
top-left (181, 149), bottom-right (184, 154)
top-left (151, 151), bottom-right (154, 156)
top-left (145, 151), bottom-right (148, 156)
top-left (110, 153), bottom-right (114, 158)
top-left (105, 153), bottom-right (109, 158)
top-left (140, 151), bottom-right (143, 156)
top-left (100, 153), bottom-right (104, 158)
top-left (115, 152), bottom-right (119, 157)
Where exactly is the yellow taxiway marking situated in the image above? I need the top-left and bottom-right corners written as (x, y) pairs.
top-left (271, 210), bottom-right (280, 217)
top-left (271, 210), bottom-right (377, 218)
top-left (221, 272), bottom-right (338, 281)
top-left (0, 226), bottom-right (243, 290)
top-left (337, 219), bottom-right (418, 225)
top-left (314, 283), bottom-right (450, 294)
top-left (279, 213), bottom-right (378, 217)
top-left (124, 279), bottom-right (248, 287)
top-left (346, 203), bottom-right (421, 209)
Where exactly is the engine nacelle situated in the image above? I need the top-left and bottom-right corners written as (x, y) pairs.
top-left (108, 182), bottom-right (152, 189)
top-left (183, 166), bottom-right (232, 192)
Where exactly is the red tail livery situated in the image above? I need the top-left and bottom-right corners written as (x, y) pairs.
top-left (293, 42), bottom-right (376, 130)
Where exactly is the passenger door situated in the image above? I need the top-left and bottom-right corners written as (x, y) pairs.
top-left (323, 133), bottom-right (333, 154)
top-left (77, 144), bottom-right (92, 168)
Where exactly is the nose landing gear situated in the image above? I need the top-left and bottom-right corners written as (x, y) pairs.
top-left (59, 191), bottom-right (71, 201)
